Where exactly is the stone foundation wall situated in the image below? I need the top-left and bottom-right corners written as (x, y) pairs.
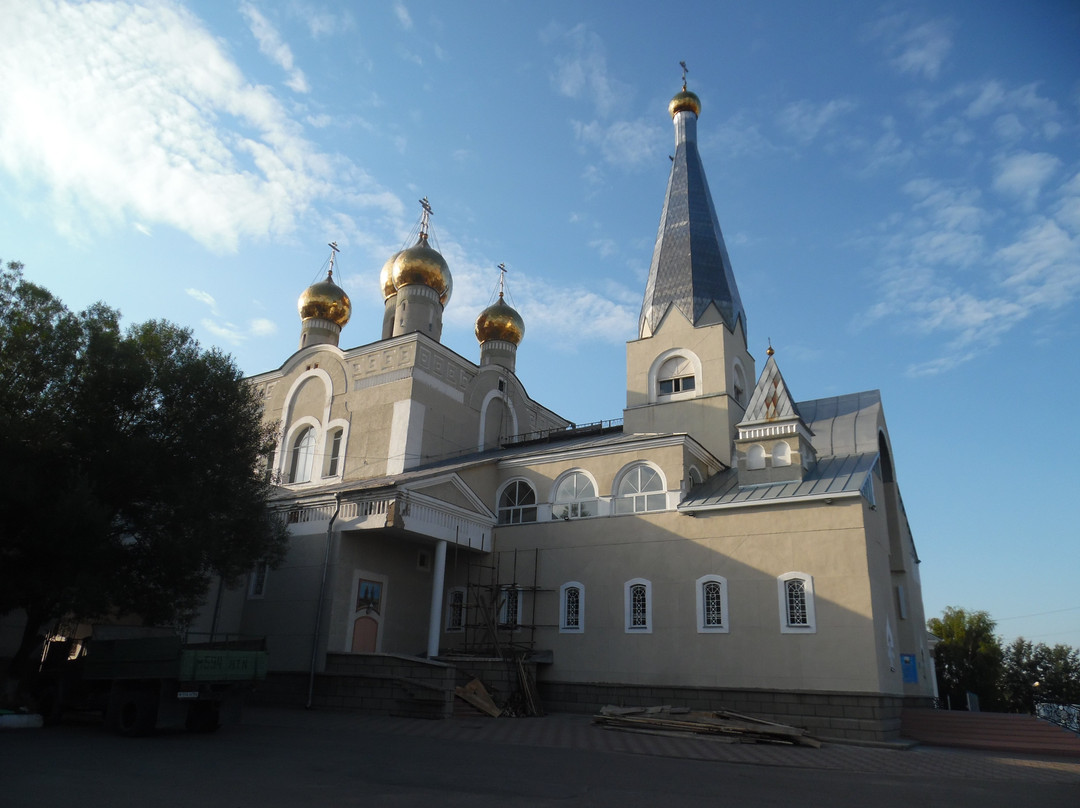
top-left (252, 654), bottom-right (457, 719)
top-left (539, 681), bottom-right (931, 742)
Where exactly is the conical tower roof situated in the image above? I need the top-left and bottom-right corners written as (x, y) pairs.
top-left (639, 81), bottom-right (746, 340)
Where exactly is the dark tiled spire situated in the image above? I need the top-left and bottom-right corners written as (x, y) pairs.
top-left (639, 86), bottom-right (746, 341)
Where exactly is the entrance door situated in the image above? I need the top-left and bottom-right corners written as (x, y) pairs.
top-left (350, 573), bottom-right (386, 653)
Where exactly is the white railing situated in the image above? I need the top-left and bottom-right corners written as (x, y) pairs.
top-left (738, 423), bottom-right (797, 440)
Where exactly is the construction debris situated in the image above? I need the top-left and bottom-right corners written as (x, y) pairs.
top-left (593, 705), bottom-right (821, 748)
top-left (455, 678), bottom-right (502, 717)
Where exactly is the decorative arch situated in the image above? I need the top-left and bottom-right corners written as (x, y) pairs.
top-left (496, 478), bottom-right (538, 524)
top-left (732, 359), bottom-right (748, 406)
top-left (647, 348), bottom-right (703, 404)
top-left (477, 389), bottom-right (519, 451)
top-left (551, 469), bottom-right (600, 520)
top-left (772, 441), bottom-right (791, 467)
top-left (746, 443), bottom-right (766, 470)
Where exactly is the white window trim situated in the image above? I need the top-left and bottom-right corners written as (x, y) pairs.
top-left (550, 469), bottom-right (600, 521)
top-left (695, 574), bottom-right (729, 634)
top-left (613, 462), bottom-right (668, 515)
top-left (445, 586), bottom-right (466, 633)
top-left (777, 572), bottom-right (816, 633)
top-left (559, 581), bottom-right (585, 634)
top-left (648, 348), bottom-right (703, 404)
top-left (496, 478), bottom-right (539, 525)
top-left (498, 585), bottom-right (523, 632)
top-left (624, 578), bottom-right (653, 634)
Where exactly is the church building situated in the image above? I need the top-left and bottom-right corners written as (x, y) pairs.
top-left (206, 82), bottom-right (934, 741)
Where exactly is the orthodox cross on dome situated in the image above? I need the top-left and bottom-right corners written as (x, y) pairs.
top-left (327, 241), bottom-right (339, 281)
top-left (680, 60), bottom-right (689, 90)
top-left (418, 197), bottom-right (433, 239)
top-left (497, 262), bottom-right (507, 299)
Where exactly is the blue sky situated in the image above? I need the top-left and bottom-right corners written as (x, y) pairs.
top-left (2, 0), bottom-right (1078, 650)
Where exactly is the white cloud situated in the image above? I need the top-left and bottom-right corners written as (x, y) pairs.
top-left (777, 99), bottom-right (856, 143)
top-left (186, 288), bottom-right (218, 312)
top-left (992, 151), bottom-right (1061, 210)
top-left (250, 318), bottom-right (278, 337)
top-left (240, 2), bottom-right (310, 93)
top-left (393, 1), bottom-right (413, 30)
top-left (546, 23), bottom-right (630, 118)
top-left (868, 15), bottom-right (953, 80)
top-left (0, 1), bottom-right (399, 252)
top-left (572, 119), bottom-right (661, 167)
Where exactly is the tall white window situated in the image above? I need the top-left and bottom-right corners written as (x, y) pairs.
top-left (498, 480), bottom-right (537, 524)
top-left (248, 561), bottom-right (269, 599)
top-left (498, 586), bottom-right (521, 630)
top-left (288, 426), bottom-right (316, 483)
top-left (777, 572), bottom-right (816, 633)
top-left (325, 428), bottom-right (343, 477)
top-left (560, 582), bottom-right (585, 634)
top-left (445, 587), bottom-right (466, 632)
top-left (624, 578), bottom-right (652, 633)
top-left (552, 471), bottom-right (597, 520)
top-left (615, 465), bottom-right (665, 514)
top-left (695, 575), bottom-right (729, 633)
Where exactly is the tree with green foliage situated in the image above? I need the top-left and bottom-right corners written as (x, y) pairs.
top-left (927, 606), bottom-right (1004, 710)
top-left (0, 262), bottom-right (288, 692)
top-left (1001, 637), bottom-right (1080, 713)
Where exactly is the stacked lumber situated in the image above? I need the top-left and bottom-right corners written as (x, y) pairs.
top-left (593, 705), bottom-right (821, 748)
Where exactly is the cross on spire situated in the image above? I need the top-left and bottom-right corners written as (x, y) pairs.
top-left (418, 197), bottom-right (433, 238)
top-left (497, 262), bottom-right (507, 299)
top-left (327, 241), bottom-right (339, 281)
top-left (680, 60), bottom-right (689, 90)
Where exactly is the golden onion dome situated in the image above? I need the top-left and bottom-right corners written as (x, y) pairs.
top-left (392, 235), bottom-right (452, 305)
top-left (475, 294), bottom-right (525, 346)
top-left (379, 251), bottom-right (401, 299)
top-left (669, 88), bottom-right (701, 118)
top-left (298, 271), bottom-right (351, 327)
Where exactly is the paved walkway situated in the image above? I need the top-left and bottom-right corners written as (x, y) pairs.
top-left (247, 707), bottom-right (1080, 786)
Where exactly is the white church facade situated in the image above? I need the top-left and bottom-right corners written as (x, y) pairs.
top-left (202, 83), bottom-right (933, 741)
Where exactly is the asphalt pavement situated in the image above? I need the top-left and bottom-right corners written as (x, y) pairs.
top-left (1, 707), bottom-right (1077, 807)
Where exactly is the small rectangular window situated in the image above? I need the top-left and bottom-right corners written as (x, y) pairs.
top-left (248, 562), bottom-right (268, 598)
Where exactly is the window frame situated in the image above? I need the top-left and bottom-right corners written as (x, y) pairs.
top-left (248, 561), bottom-right (269, 599)
top-left (288, 425), bottom-right (317, 484)
top-left (445, 586), bottom-right (467, 633)
top-left (695, 574), bottom-right (730, 634)
top-left (614, 464), bottom-right (667, 515)
top-left (498, 479), bottom-right (538, 525)
top-left (777, 572), bottom-right (816, 633)
top-left (624, 578), bottom-right (653, 634)
top-left (498, 585), bottom-right (523, 631)
top-left (551, 470), bottom-right (598, 520)
top-left (559, 581), bottom-right (585, 634)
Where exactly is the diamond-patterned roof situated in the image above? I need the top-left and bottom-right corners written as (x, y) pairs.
top-left (741, 355), bottom-right (802, 424)
top-left (639, 109), bottom-right (745, 338)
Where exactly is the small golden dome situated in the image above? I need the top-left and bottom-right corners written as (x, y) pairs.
top-left (392, 234), bottom-right (452, 305)
top-left (669, 88), bottom-right (701, 118)
top-left (298, 271), bottom-right (351, 327)
top-left (379, 251), bottom-right (400, 299)
top-left (475, 294), bottom-right (525, 346)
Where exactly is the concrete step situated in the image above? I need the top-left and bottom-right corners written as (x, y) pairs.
top-left (901, 708), bottom-right (1080, 758)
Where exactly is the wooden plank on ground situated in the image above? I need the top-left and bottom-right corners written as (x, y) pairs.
top-left (455, 678), bottom-right (501, 717)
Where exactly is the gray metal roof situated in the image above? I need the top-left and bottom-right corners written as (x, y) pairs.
top-left (680, 452), bottom-right (878, 511)
top-left (798, 390), bottom-right (883, 457)
top-left (741, 355), bottom-right (803, 425)
top-left (639, 110), bottom-right (745, 338)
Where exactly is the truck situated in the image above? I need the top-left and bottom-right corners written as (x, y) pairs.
top-left (35, 628), bottom-right (268, 735)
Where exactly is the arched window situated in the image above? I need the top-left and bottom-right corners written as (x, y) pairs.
top-left (657, 355), bottom-right (696, 396)
top-left (695, 575), bottom-right (729, 633)
top-left (289, 427), bottom-right (316, 483)
top-left (498, 586), bottom-right (522, 630)
top-left (560, 582), bottom-right (585, 633)
top-left (624, 578), bottom-right (652, 633)
top-left (772, 441), bottom-right (791, 467)
top-left (552, 471), bottom-right (597, 520)
top-left (733, 361), bottom-right (747, 405)
top-left (746, 444), bottom-right (766, 470)
top-left (615, 465), bottom-right (665, 514)
top-left (445, 587), bottom-right (466, 632)
top-left (498, 481), bottom-right (537, 524)
top-left (777, 572), bottom-right (816, 633)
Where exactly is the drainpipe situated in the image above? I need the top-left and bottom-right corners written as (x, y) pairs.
top-left (426, 538), bottom-right (448, 659)
top-left (307, 494), bottom-right (341, 709)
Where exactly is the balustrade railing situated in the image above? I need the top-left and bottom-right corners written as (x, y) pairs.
top-left (1036, 702), bottom-right (1080, 735)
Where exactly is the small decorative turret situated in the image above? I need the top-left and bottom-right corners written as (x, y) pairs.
top-left (298, 242), bottom-right (351, 349)
top-left (476, 263), bottom-right (524, 371)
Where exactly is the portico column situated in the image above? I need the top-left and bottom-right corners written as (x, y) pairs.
top-left (426, 539), bottom-right (448, 658)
